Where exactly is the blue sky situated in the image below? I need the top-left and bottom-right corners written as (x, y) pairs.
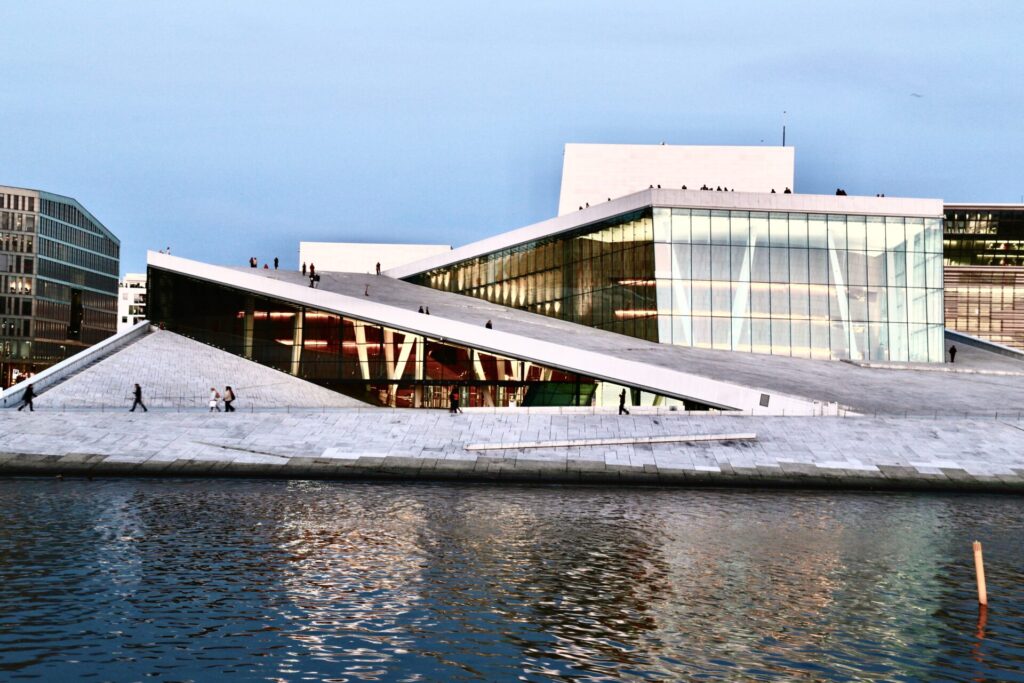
top-left (3, 1), bottom-right (1023, 274)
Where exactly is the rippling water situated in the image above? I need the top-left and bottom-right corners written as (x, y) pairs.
top-left (0, 479), bottom-right (1022, 682)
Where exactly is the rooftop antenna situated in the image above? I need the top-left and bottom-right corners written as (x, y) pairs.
top-left (782, 110), bottom-right (787, 147)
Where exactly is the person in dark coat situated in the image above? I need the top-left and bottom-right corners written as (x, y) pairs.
top-left (273, 257), bottom-right (279, 270)
top-left (130, 383), bottom-right (147, 412)
top-left (17, 383), bottom-right (34, 412)
top-left (485, 320), bottom-right (493, 329)
top-left (302, 262), bottom-right (307, 276)
top-left (618, 389), bottom-right (630, 416)
top-left (223, 386), bottom-right (236, 412)
top-left (949, 345), bottom-right (957, 363)
top-left (376, 262), bottom-right (381, 275)
top-left (449, 388), bottom-right (462, 414)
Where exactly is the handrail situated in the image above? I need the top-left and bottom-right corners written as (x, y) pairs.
top-left (1, 320), bottom-right (152, 408)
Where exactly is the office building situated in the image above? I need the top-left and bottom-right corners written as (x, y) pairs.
top-left (0, 185), bottom-right (119, 386)
top-left (118, 273), bottom-right (147, 332)
top-left (943, 204), bottom-right (1024, 351)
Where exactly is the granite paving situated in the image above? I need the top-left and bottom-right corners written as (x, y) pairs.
top-left (37, 329), bottom-right (366, 410)
top-left (2, 410), bottom-right (1022, 491)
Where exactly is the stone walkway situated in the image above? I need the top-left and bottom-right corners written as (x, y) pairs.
top-left (1, 411), bottom-right (1022, 491)
top-left (38, 329), bottom-right (366, 409)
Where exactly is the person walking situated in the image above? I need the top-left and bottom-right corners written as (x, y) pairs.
top-left (129, 383), bottom-right (147, 412)
top-left (208, 387), bottom-right (221, 412)
top-left (309, 263), bottom-right (315, 278)
top-left (618, 389), bottom-right (630, 416)
top-left (485, 319), bottom-right (493, 329)
top-left (16, 383), bottom-right (34, 412)
top-left (223, 385), bottom-right (236, 412)
top-left (376, 261), bottom-right (381, 275)
top-left (302, 262), bottom-right (307, 277)
top-left (949, 344), bottom-right (958, 363)
top-left (273, 257), bottom-right (279, 270)
top-left (449, 387), bottom-right (462, 414)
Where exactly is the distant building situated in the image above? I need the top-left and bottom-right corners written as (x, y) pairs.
top-left (298, 242), bottom-right (451, 274)
top-left (944, 204), bottom-right (1024, 351)
top-left (557, 143), bottom-right (795, 216)
top-left (0, 185), bottom-right (119, 387)
top-left (118, 273), bottom-right (147, 332)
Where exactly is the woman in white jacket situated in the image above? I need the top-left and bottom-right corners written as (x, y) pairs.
top-left (209, 387), bottom-right (221, 412)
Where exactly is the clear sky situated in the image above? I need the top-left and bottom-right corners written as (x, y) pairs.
top-left (3, 1), bottom-right (1023, 274)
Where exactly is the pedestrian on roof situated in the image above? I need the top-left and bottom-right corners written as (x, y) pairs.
top-left (274, 257), bottom-right (279, 270)
top-left (376, 262), bottom-right (381, 275)
top-left (949, 345), bottom-right (957, 363)
top-left (302, 262), bottom-right (307, 276)
top-left (209, 388), bottom-right (221, 412)
top-left (618, 389), bottom-right (630, 416)
top-left (224, 386), bottom-right (236, 412)
top-left (485, 320), bottom-right (492, 329)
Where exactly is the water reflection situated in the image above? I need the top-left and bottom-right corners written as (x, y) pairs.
top-left (0, 480), bottom-right (1021, 681)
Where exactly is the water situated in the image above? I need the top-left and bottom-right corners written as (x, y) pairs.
top-left (0, 479), bottom-right (1021, 682)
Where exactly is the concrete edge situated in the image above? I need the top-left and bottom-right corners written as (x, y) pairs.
top-left (2, 452), bottom-right (1021, 493)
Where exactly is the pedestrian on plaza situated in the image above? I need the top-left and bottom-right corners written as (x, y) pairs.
top-left (130, 383), bottom-right (147, 412)
top-left (949, 344), bottom-right (958, 363)
top-left (250, 257), bottom-right (258, 268)
top-left (209, 387), bottom-right (221, 412)
top-left (302, 262), bottom-right (307, 276)
top-left (309, 263), bottom-right (315, 278)
top-left (364, 284), bottom-right (369, 296)
top-left (314, 273), bottom-right (320, 287)
top-left (449, 387), bottom-right (462, 414)
top-left (223, 386), bottom-right (236, 412)
top-left (274, 257), bottom-right (279, 270)
top-left (425, 306), bottom-right (430, 315)
top-left (485, 319), bottom-right (492, 329)
top-left (376, 262), bottom-right (381, 275)
top-left (309, 275), bottom-right (315, 288)
top-left (17, 383), bottom-right (34, 412)
top-left (418, 306), bottom-right (424, 313)
top-left (263, 263), bottom-right (269, 269)
top-left (618, 389), bottom-right (630, 416)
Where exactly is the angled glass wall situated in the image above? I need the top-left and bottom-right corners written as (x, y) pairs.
top-left (410, 205), bottom-right (944, 362)
top-left (411, 210), bottom-right (658, 341)
top-left (148, 268), bottom-right (699, 409)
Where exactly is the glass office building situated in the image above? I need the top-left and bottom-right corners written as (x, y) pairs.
top-left (148, 267), bottom-right (695, 409)
top-left (944, 204), bottom-right (1024, 351)
top-left (411, 197), bottom-right (945, 362)
top-left (0, 185), bottom-right (119, 386)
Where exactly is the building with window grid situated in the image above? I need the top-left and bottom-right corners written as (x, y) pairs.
top-left (0, 185), bottom-right (119, 386)
top-left (943, 204), bottom-right (1024, 351)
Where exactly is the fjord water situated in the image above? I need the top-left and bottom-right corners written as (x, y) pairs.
top-left (0, 480), bottom-right (1021, 682)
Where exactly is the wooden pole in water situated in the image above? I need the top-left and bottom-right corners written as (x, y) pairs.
top-left (973, 541), bottom-right (988, 606)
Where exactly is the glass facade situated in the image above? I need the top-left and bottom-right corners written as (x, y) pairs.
top-left (0, 188), bottom-right (119, 386)
top-left (413, 210), bottom-right (658, 341)
top-left (148, 268), bottom-right (699, 409)
top-left (943, 205), bottom-right (1024, 351)
top-left (412, 205), bottom-right (945, 362)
